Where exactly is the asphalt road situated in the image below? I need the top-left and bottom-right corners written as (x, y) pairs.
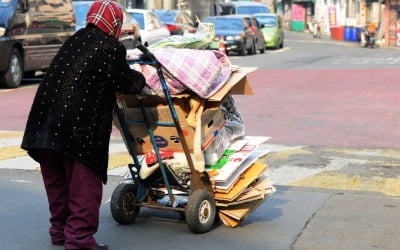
top-left (1, 169), bottom-right (399, 250)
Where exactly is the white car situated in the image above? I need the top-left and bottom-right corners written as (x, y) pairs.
top-left (126, 9), bottom-right (170, 47)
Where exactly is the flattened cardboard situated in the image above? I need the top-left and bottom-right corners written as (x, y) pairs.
top-left (216, 177), bottom-right (274, 207)
top-left (219, 197), bottom-right (266, 221)
top-left (214, 163), bottom-right (267, 201)
top-left (210, 136), bottom-right (270, 182)
top-left (214, 150), bottom-right (270, 193)
top-left (207, 67), bottom-right (256, 102)
top-left (219, 211), bottom-right (240, 228)
top-left (119, 96), bottom-right (226, 153)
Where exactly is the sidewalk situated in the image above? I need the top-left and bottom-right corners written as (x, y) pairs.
top-left (285, 29), bottom-right (400, 50)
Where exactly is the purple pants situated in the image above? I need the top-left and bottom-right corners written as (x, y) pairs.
top-left (36, 149), bottom-right (103, 249)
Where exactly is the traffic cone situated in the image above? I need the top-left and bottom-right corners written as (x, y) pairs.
top-left (218, 36), bottom-right (226, 54)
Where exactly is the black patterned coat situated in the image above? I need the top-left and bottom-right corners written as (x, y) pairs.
top-left (21, 24), bottom-right (145, 184)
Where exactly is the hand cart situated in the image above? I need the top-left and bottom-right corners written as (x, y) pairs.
top-left (110, 45), bottom-right (216, 234)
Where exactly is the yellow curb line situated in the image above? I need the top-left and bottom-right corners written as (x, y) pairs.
top-left (108, 152), bottom-right (132, 170)
top-left (0, 131), bottom-right (24, 138)
top-left (289, 173), bottom-right (400, 196)
top-left (0, 146), bottom-right (27, 160)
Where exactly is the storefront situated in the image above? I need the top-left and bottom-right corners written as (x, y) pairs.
top-left (386, 0), bottom-right (400, 46)
top-left (292, 0), bottom-right (314, 31)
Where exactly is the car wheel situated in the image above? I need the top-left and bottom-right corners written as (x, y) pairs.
top-left (0, 48), bottom-right (23, 88)
top-left (260, 43), bottom-right (265, 54)
top-left (247, 41), bottom-right (254, 55)
top-left (279, 40), bottom-right (284, 49)
top-left (239, 40), bottom-right (247, 56)
top-left (247, 40), bottom-right (255, 55)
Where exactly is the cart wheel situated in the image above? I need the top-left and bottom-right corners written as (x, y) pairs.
top-left (110, 183), bottom-right (141, 225)
top-left (185, 190), bottom-right (216, 234)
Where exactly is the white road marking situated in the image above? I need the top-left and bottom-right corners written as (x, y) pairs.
top-left (0, 156), bottom-right (39, 170)
top-left (10, 179), bottom-right (33, 183)
top-left (270, 47), bottom-right (291, 53)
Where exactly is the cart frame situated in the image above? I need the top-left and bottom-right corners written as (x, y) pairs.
top-left (111, 45), bottom-right (216, 233)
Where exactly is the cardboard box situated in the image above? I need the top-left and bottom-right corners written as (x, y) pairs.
top-left (170, 66), bottom-right (255, 102)
top-left (114, 66), bottom-right (256, 154)
top-left (206, 66), bottom-right (255, 102)
top-left (121, 96), bottom-right (226, 153)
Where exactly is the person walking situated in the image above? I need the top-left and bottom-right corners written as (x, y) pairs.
top-left (21, 0), bottom-right (145, 249)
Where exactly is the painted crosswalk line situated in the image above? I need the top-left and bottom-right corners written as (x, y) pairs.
top-left (1, 130), bottom-right (399, 196)
top-left (0, 131), bottom-right (131, 176)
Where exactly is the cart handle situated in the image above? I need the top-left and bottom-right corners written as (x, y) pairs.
top-left (136, 44), bottom-right (157, 62)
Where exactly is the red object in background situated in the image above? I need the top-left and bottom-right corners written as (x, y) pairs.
top-left (330, 26), bottom-right (344, 40)
top-left (165, 24), bottom-right (179, 33)
top-left (218, 36), bottom-right (226, 54)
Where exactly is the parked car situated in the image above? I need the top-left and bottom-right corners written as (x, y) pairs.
top-left (153, 9), bottom-right (196, 35)
top-left (254, 13), bottom-right (284, 49)
top-left (73, 1), bottom-right (141, 50)
top-left (126, 8), bottom-right (170, 47)
top-left (203, 15), bottom-right (259, 56)
top-left (239, 14), bottom-right (265, 54)
top-left (0, 0), bottom-right (76, 88)
top-left (220, 1), bottom-right (270, 15)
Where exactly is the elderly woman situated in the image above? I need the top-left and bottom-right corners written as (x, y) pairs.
top-left (21, 1), bottom-right (145, 249)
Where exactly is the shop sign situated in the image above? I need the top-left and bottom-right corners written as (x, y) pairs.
top-left (292, 4), bottom-right (305, 21)
top-left (328, 6), bottom-right (337, 26)
top-left (397, 20), bottom-right (400, 46)
top-left (389, 10), bottom-right (397, 46)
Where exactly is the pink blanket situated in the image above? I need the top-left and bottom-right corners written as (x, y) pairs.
top-left (141, 48), bottom-right (232, 98)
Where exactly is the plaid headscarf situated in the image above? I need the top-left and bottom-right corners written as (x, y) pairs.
top-left (86, 0), bottom-right (123, 39)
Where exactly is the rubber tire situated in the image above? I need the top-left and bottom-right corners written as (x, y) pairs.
top-left (110, 183), bottom-right (141, 225)
top-left (185, 189), bottom-right (216, 234)
top-left (0, 48), bottom-right (23, 88)
top-left (239, 40), bottom-right (247, 56)
top-left (260, 45), bottom-right (265, 54)
top-left (247, 40), bottom-right (255, 55)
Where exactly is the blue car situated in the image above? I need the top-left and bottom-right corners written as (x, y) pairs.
top-left (204, 15), bottom-right (264, 56)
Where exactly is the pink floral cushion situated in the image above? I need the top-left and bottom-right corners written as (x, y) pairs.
top-left (141, 48), bottom-right (232, 98)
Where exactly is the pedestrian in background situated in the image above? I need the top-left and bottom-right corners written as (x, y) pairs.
top-left (21, 0), bottom-right (145, 249)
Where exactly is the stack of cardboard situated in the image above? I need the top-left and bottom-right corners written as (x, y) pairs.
top-left (206, 136), bottom-right (275, 227)
top-left (114, 66), bottom-right (275, 227)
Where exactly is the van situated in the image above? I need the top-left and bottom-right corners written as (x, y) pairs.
top-left (0, 0), bottom-right (75, 88)
top-left (220, 1), bottom-right (270, 15)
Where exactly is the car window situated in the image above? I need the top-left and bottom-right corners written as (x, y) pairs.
top-left (220, 4), bottom-right (235, 15)
top-left (149, 13), bottom-right (162, 29)
top-left (237, 6), bottom-right (269, 15)
top-left (182, 13), bottom-right (194, 26)
top-left (123, 10), bottom-right (134, 26)
top-left (145, 12), bottom-right (157, 30)
top-left (251, 18), bottom-right (260, 28)
top-left (175, 13), bottom-right (184, 23)
top-left (203, 17), bottom-right (215, 23)
top-left (255, 16), bottom-right (276, 27)
top-left (0, 0), bottom-right (13, 7)
top-left (130, 12), bottom-right (144, 29)
top-left (74, 5), bottom-right (90, 26)
top-left (214, 18), bottom-right (244, 30)
top-left (244, 17), bottom-right (251, 27)
top-left (41, 0), bottom-right (73, 13)
top-left (155, 11), bottom-right (176, 23)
